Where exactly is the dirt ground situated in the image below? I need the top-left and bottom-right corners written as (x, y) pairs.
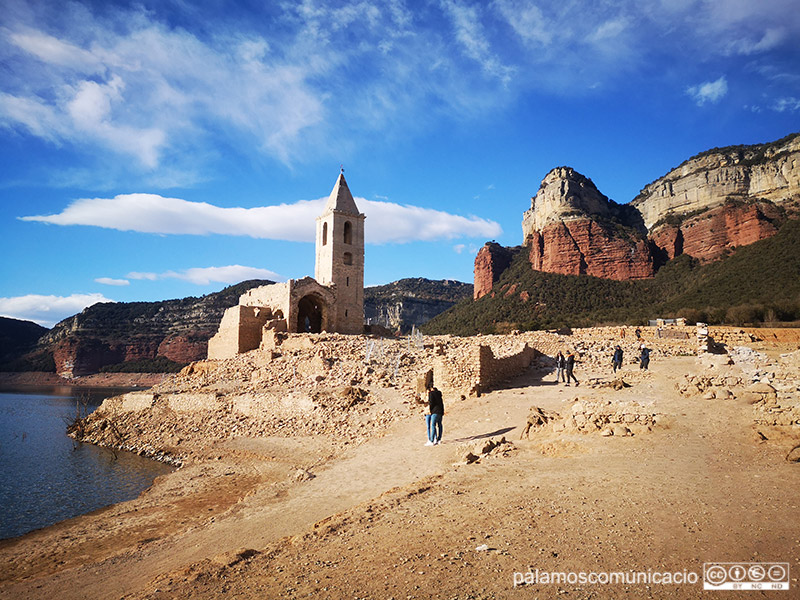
top-left (1, 352), bottom-right (799, 599)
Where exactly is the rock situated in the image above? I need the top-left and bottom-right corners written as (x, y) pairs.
top-left (786, 445), bottom-right (800, 463)
top-left (294, 468), bottom-right (315, 481)
top-left (474, 243), bottom-right (516, 299)
top-left (600, 427), bottom-right (614, 437)
top-left (471, 134), bottom-right (799, 289)
top-left (476, 440), bottom-right (497, 455)
top-left (527, 219), bottom-right (654, 281)
top-left (632, 135), bottom-right (799, 232)
top-left (612, 425), bottom-right (632, 437)
top-left (464, 452), bottom-right (480, 464)
top-left (211, 548), bottom-right (260, 567)
top-left (652, 201), bottom-right (783, 263)
top-left (363, 278), bottom-right (473, 333)
top-left (749, 382), bottom-right (777, 395)
top-left (741, 382), bottom-right (778, 405)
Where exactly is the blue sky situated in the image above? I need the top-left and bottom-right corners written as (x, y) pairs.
top-left (1, 0), bottom-right (799, 327)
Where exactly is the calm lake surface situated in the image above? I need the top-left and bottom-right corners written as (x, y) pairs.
top-left (0, 386), bottom-right (174, 540)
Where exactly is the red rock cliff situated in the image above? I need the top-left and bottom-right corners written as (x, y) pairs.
top-left (474, 242), bottom-right (516, 299)
top-left (475, 134), bottom-right (800, 295)
top-left (521, 167), bottom-right (653, 281)
top-left (528, 220), bottom-right (655, 280)
top-left (651, 200), bottom-right (784, 263)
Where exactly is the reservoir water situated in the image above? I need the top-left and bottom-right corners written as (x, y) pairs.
top-left (0, 386), bottom-right (174, 540)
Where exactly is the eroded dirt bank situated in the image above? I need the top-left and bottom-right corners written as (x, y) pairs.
top-left (1, 328), bottom-right (799, 599)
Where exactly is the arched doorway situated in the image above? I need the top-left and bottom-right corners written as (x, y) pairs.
top-left (296, 294), bottom-right (326, 333)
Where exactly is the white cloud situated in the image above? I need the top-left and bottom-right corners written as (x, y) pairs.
top-left (440, 0), bottom-right (515, 85)
top-left (21, 193), bottom-right (502, 244)
top-left (95, 277), bottom-right (130, 286)
top-left (453, 244), bottom-right (466, 254)
top-left (0, 293), bottom-right (113, 327)
top-left (589, 18), bottom-right (629, 43)
top-left (0, 0), bottom-right (797, 173)
top-left (686, 76), bottom-right (728, 106)
top-left (0, 92), bottom-right (64, 142)
top-left (1, 12), bottom-right (325, 168)
top-left (127, 265), bottom-right (282, 286)
top-left (8, 29), bottom-right (103, 72)
top-left (772, 97), bottom-right (800, 112)
top-left (726, 28), bottom-right (786, 56)
top-left (493, 0), bottom-right (553, 47)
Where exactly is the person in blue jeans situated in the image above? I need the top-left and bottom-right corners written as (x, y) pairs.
top-left (425, 385), bottom-right (444, 446)
top-left (639, 344), bottom-right (651, 370)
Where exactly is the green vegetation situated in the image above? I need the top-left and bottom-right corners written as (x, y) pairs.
top-left (0, 317), bottom-right (51, 371)
top-left (0, 350), bottom-right (56, 373)
top-left (365, 278), bottom-right (472, 303)
top-left (423, 219), bottom-right (800, 335)
top-left (685, 132), bottom-right (800, 168)
top-left (99, 356), bottom-right (186, 373)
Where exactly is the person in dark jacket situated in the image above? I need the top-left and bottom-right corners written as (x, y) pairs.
top-left (426, 385), bottom-right (444, 445)
top-left (565, 352), bottom-right (579, 386)
top-left (612, 345), bottom-right (624, 373)
top-left (555, 351), bottom-right (566, 383)
top-left (639, 344), bottom-right (650, 370)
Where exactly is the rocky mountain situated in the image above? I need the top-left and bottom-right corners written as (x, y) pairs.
top-left (0, 317), bottom-right (50, 371)
top-left (474, 132), bottom-right (800, 298)
top-left (521, 167), bottom-right (654, 285)
top-left (473, 243), bottom-right (517, 300)
top-left (28, 280), bottom-right (274, 377)
top-left (364, 278), bottom-right (472, 333)
top-left (4, 278), bottom-right (468, 376)
top-left (428, 219), bottom-right (800, 335)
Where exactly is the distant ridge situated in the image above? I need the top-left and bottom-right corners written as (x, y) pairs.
top-left (0, 317), bottom-right (50, 372)
top-left (364, 278), bottom-right (472, 333)
top-left (1, 278), bottom-right (469, 375)
top-left (10, 280), bottom-right (274, 376)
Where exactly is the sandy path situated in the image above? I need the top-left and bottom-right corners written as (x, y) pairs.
top-left (119, 356), bottom-right (800, 599)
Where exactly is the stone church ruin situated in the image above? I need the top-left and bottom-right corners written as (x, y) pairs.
top-left (208, 171), bottom-right (366, 360)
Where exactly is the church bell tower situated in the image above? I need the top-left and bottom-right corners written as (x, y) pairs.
top-left (315, 170), bottom-right (365, 334)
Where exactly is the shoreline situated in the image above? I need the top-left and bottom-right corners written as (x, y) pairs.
top-left (0, 371), bottom-right (168, 390)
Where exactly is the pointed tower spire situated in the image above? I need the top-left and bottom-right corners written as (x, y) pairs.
top-left (323, 171), bottom-right (361, 216)
top-left (315, 170), bottom-right (366, 334)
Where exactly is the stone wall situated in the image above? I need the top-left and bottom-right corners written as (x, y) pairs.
top-left (207, 305), bottom-right (274, 360)
top-left (435, 341), bottom-right (539, 397)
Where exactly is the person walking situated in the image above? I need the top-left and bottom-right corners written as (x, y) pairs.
top-left (555, 351), bottom-right (566, 383)
top-left (426, 384), bottom-right (444, 445)
top-left (639, 344), bottom-right (650, 370)
top-left (565, 351), bottom-right (579, 386)
top-left (612, 345), bottom-right (624, 374)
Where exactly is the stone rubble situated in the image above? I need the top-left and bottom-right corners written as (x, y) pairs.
top-left (71, 328), bottom-right (800, 462)
top-left (677, 348), bottom-right (800, 428)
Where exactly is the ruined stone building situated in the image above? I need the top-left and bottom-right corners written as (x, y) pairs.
top-left (207, 171), bottom-right (366, 359)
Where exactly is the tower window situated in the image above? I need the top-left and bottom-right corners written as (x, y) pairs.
top-left (343, 252), bottom-right (353, 265)
top-left (346, 276), bottom-right (349, 287)
top-left (344, 221), bottom-right (352, 244)
top-left (322, 222), bottom-right (328, 245)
